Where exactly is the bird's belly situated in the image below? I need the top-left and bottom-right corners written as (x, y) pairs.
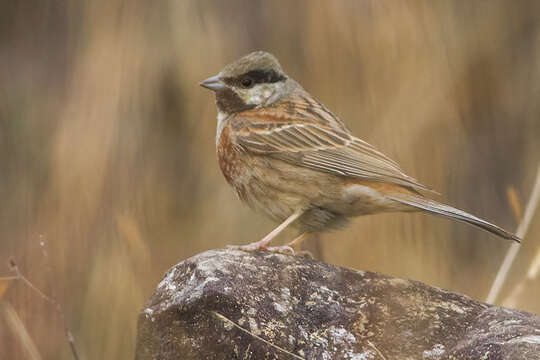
top-left (220, 150), bottom-right (340, 223)
top-left (235, 155), bottom-right (313, 222)
top-left (217, 130), bottom-right (408, 229)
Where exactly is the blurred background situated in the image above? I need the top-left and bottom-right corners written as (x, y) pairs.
top-left (1, 1), bottom-right (539, 359)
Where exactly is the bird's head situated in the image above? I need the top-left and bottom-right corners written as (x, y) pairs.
top-left (200, 51), bottom-right (293, 114)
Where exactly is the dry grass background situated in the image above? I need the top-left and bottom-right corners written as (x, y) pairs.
top-left (0, 1), bottom-right (539, 359)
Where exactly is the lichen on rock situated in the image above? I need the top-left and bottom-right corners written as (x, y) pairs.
top-left (135, 249), bottom-right (540, 360)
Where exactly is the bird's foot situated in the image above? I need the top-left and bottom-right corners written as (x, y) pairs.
top-left (226, 211), bottom-right (304, 253)
top-left (266, 245), bottom-right (295, 254)
top-left (227, 243), bottom-right (313, 257)
top-left (227, 243), bottom-right (268, 252)
top-left (226, 243), bottom-right (295, 254)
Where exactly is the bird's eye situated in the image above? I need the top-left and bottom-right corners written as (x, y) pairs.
top-left (241, 77), bottom-right (254, 88)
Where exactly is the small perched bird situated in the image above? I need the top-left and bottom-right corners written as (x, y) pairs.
top-left (200, 51), bottom-right (520, 253)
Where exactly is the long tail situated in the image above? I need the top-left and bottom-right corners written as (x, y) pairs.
top-left (386, 194), bottom-right (521, 242)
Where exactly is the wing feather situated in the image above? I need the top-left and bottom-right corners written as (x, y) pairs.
top-left (230, 91), bottom-right (433, 192)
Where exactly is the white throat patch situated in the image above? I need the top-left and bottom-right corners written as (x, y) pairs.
top-left (216, 111), bottom-right (229, 145)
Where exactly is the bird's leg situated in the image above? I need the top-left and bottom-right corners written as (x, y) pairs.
top-left (268, 232), bottom-right (323, 256)
top-left (267, 232), bottom-right (314, 254)
top-left (227, 210), bottom-right (303, 252)
top-left (287, 232), bottom-right (314, 249)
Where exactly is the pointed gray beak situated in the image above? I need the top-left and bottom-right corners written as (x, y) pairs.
top-left (200, 74), bottom-right (224, 91)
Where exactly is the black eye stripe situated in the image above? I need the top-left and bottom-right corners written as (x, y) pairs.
top-left (244, 70), bottom-right (285, 83)
top-left (223, 69), bottom-right (286, 87)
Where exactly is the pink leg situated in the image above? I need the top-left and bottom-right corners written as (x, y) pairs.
top-left (267, 232), bottom-right (314, 254)
top-left (286, 232), bottom-right (314, 248)
top-left (227, 210), bottom-right (303, 252)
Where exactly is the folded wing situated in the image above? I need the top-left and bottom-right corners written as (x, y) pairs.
top-left (231, 92), bottom-right (433, 192)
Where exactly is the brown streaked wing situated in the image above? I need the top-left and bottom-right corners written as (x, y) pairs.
top-left (230, 94), bottom-right (432, 192)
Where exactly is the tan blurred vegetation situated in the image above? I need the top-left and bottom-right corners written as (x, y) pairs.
top-left (0, 1), bottom-right (539, 359)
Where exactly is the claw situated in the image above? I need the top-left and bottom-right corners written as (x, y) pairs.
top-left (226, 244), bottom-right (268, 252)
top-left (226, 243), bottom-right (296, 255)
top-left (266, 245), bottom-right (295, 255)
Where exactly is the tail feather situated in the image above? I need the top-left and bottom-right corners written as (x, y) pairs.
top-left (386, 194), bottom-right (521, 242)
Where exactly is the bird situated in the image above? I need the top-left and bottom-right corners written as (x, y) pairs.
top-left (200, 51), bottom-right (520, 253)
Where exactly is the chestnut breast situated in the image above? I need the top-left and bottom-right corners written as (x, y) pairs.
top-left (216, 124), bottom-right (245, 187)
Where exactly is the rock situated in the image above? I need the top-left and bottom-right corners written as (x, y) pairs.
top-left (135, 249), bottom-right (540, 360)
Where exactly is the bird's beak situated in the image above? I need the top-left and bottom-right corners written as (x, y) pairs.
top-left (200, 74), bottom-right (224, 91)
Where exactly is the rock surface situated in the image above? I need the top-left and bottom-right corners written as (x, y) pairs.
top-left (135, 249), bottom-right (540, 360)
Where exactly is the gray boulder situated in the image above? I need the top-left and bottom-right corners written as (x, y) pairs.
top-left (135, 249), bottom-right (540, 360)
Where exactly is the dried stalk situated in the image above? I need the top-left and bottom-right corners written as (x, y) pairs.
top-left (486, 164), bottom-right (540, 304)
top-left (212, 311), bottom-right (306, 360)
top-left (502, 246), bottom-right (540, 307)
top-left (7, 257), bottom-right (80, 360)
top-left (1, 300), bottom-right (43, 360)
